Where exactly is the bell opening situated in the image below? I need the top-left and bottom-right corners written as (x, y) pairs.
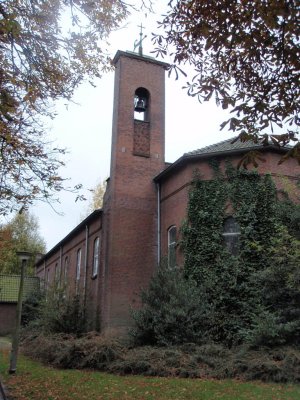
top-left (134, 87), bottom-right (150, 122)
top-left (134, 97), bottom-right (146, 113)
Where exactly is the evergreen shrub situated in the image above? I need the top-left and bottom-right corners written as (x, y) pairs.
top-left (130, 261), bottom-right (213, 346)
top-left (25, 287), bottom-right (87, 336)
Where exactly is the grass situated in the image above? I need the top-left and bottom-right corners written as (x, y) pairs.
top-left (0, 348), bottom-right (300, 400)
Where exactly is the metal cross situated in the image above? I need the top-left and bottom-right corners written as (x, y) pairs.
top-left (138, 23), bottom-right (145, 37)
top-left (134, 23), bottom-right (147, 56)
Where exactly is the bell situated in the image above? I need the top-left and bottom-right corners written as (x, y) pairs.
top-left (134, 97), bottom-right (146, 113)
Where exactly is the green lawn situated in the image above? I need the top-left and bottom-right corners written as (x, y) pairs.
top-left (0, 350), bottom-right (299, 400)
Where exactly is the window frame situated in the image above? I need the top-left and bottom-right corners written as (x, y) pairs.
top-left (222, 216), bottom-right (241, 255)
top-left (63, 256), bottom-right (69, 284)
top-left (168, 225), bottom-right (177, 268)
top-left (76, 248), bottom-right (81, 281)
top-left (92, 237), bottom-right (100, 278)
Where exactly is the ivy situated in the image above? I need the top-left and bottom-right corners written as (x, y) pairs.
top-left (133, 163), bottom-right (300, 347)
top-left (182, 167), bottom-right (228, 285)
top-left (181, 163), bottom-right (300, 346)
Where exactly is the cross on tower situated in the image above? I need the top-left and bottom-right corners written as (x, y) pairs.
top-left (134, 23), bottom-right (147, 56)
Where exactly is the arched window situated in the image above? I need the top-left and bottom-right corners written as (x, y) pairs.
top-left (168, 226), bottom-right (177, 268)
top-left (64, 256), bottom-right (69, 284)
top-left (55, 262), bottom-right (60, 284)
top-left (45, 268), bottom-right (49, 289)
top-left (92, 237), bottom-right (100, 278)
top-left (76, 249), bottom-right (81, 281)
top-left (223, 216), bottom-right (240, 255)
top-left (134, 87), bottom-right (150, 121)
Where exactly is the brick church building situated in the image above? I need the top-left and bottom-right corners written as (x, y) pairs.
top-left (36, 49), bottom-right (300, 334)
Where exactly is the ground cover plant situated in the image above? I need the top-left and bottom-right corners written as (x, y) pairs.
top-left (19, 332), bottom-right (300, 383)
top-left (0, 349), bottom-right (300, 400)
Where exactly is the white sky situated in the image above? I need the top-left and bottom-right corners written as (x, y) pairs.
top-left (29, 2), bottom-right (233, 250)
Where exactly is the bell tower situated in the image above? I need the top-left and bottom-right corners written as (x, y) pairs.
top-left (101, 50), bottom-right (168, 332)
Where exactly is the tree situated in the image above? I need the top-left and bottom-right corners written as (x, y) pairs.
top-left (0, 211), bottom-right (46, 275)
top-left (153, 0), bottom-right (300, 162)
top-left (81, 179), bottom-right (107, 218)
top-left (88, 179), bottom-right (107, 211)
top-left (0, 0), bottom-right (132, 215)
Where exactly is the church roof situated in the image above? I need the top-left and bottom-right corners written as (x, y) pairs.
top-left (155, 136), bottom-right (290, 182)
top-left (35, 209), bottom-right (102, 268)
top-left (184, 137), bottom-right (264, 156)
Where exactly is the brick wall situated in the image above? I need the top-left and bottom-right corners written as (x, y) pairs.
top-left (36, 211), bottom-right (102, 330)
top-left (101, 52), bottom-right (168, 332)
top-left (159, 151), bottom-right (300, 264)
top-left (0, 303), bottom-right (16, 335)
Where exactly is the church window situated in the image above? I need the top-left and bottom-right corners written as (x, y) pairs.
top-left (55, 262), bottom-right (60, 284)
top-left (222, 216), bottom-right (240, 255)
top-left (63, 256), bottom-right (69, 283)
top-left (45, 268), bottom-right (49, 289)
top-left (168, 226), bottom-right (177, 268)
top-left (134, 87), bottom-right (150, 121)
top-left (92, 237), bottom-right (100, 278)
top-left (76, 249), bottom-right (81, 281)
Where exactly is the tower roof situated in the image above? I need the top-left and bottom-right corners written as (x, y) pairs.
top-left (112, 50), bottom-right (169, 69)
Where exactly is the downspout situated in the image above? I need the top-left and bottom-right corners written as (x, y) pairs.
top-left (156, 181), bottom-right (161, 266)
top-left (84, 224), bottom-right (89, 306)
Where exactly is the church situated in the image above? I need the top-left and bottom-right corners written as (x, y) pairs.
top-left (36, 49), bottom-right (300, 334)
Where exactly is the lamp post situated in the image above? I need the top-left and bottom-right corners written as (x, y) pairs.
top-left (9, 251), bottom-right (31, 374)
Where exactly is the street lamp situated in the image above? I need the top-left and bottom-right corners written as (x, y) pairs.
top-left (9, 251), bottom-right (32, 374)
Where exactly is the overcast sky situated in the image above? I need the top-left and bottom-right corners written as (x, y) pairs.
top-left (27, 2), bottom-right (233, 250)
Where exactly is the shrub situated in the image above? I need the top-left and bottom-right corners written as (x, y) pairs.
top-left (21, 332), bottom-right (300, 382)
top-left (21, 289), bottom-right (44, 326)
top-left (130, 262), bottom-right (213, 346)
top-left (28, 288), bottom-right (88, 336)
top-left (21, 332), bottom-right (125, 369)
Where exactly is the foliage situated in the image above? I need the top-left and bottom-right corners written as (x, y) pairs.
top-left (21, 288), bottom-right (44, 326)
top-left (180, 165), bottom-right (300, 346)
top-left (131, 261), bottom-right (213, 346)
top-left (15, 333), bottom-right (300, 384)
top-left (0, 211), bottom-right (46, 275)
top-left (132, 166), bottom-right (300, 347)
top-left (276, 198), bottom-right (300, 238)
top-left (246, 226), bottom-right (300, 347)
top-left (182, 166), bottom-right (228, 283)
top-left (153, 0), bottom-right (300, 162)
top-left (32, 288), bottom-right (87, 336)
top-left (82, 178), bottom-right (107, 218)
top-left (89, 179), bottom-right (107, 210)
top-left (0, 0), bottom-right (132, 214)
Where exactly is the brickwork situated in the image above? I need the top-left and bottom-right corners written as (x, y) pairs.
top-left (36, 211), bottom-right (102, 330)
top-left (159, 152), bottom-right (300, 264)
top-left (0, 303), bottom-right (16, 335)
top-left (133, 120), bottom-right (151, 157)
top-left (101, 52), bottom-right (168, 332)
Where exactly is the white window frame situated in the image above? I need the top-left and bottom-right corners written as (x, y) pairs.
top-left (55, 262), bottom-right (60, 284)
top-left (76, 249), bottom-right (81, 281)
top-left (64, 256), bottom-right (69, 284)
top-left (222, 216), bottom-right (241, 255)
top-left (168, 225), bottom-right (177, 268)
top-left (92, 237), bottom-right (100, 278)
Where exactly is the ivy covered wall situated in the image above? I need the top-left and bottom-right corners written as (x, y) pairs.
top-left (181, 163), bottom-right (300, 346)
